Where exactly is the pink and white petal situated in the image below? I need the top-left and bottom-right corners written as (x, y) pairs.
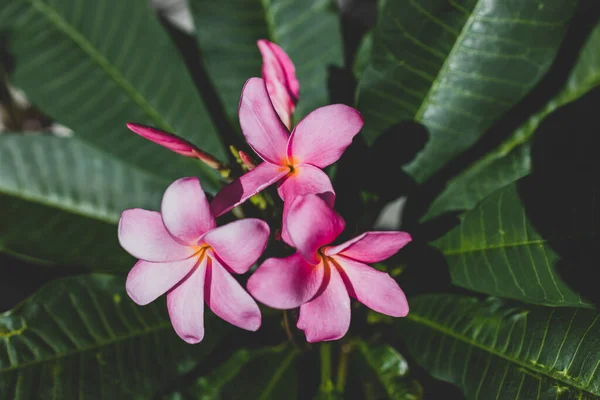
top-left (161, 177), bottom-right (215, 245)
top-left (118, 209), bottom-right (196, 262)
top-left (287, 105), bottom-right (364, 168)
top-left (126, 123), bottom-right (198, 157)
top-left (167, 258), bottom-right (207, 344)
top-left (285, 195), bottom-right (345, 265)
top-left (277, 165), bottom-right (335, 246)
top-left (247, 253), bottom-right (324, 309)
top-left (277, 164), bottom-right (335, 203)
top-left (210, 162), bottom-right (288, 217)
top-left (324, 231), bottom-right (412, 263)
top-left (258, 40), bottom-right (299, 101)
top-left (205, 255), bottom-right (261, 331)
top-left (333, 255), bottom-right (408, 317)
top-left (239, 77), bottom-right (290, 164)
top-left (202, 219), bottom-right (270, 274)
top-left (297, 266), bottom-right (350, 342)
top-left (126, 257), bottom-right (198, 306)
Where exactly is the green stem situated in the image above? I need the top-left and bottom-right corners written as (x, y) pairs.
top-left (320, 342), bottom-right (332, 386)
top-left (335, 343), bottom-right (351, 393)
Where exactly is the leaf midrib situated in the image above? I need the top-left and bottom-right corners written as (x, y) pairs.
top-left (26, 0), bottom-right (174, 133)
top-left (412, 0), bottom-right (482, 122)
top-left (0, 321), bottom-right (172, 373)
top-left (406, 313), bottom-right (595, 395)
top-left (24, 0), bottom-right (221, 188)
top-left (442, 238), bottom-right (548, 255)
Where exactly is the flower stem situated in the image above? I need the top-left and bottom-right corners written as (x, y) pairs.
top-left (335, 343), bottom-right (352, 393)
top-left (283, 310), bottom-right (300, 350)
top-left (320, 342), bottom-right (332, 385)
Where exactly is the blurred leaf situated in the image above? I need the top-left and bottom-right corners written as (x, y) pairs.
top-left (425, 21), bottom-right (600, 220)
top-left (353, 32), bottom-right (372, 79)
top-left (0, 274), bottom-right (225, 399)
top-left (432, 181), bottom-right (589, 307)
top-left (190, 0), bottom-right (343, 123)
top-left (352, 342), bottom-right (422, 400)
top-left (356, 0), bottom-right (577, 183)
top-left (181, 344), bottom-right (298, 399)
top-left (402, 294), bottom-right (600, 399)
top-left (0, 134), bottom-right (166, 270)
top-left (0, 0), bottom-right (224, 191)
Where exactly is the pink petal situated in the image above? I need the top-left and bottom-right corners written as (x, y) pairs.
top-left (167, 259), bottom-right (207, 344)
top-left (333, 255), bottom-right (408, 317)
top-left (277, 165), bottom-right (336, 246)
top-left (201, 219), bottom-right (270, 274)
top-left (324, 231), bottom-right (412, 263)
top-left (258, 40), bottom-right (299, 100)
top-left (239, 77), bottom-right (290, 164)
top-left (161, 177), bottom-right (215, 245)
top-left (126, 123), bottom-right (198, 157)
top-left (287, 105), bottom-right (364, 168)
top-left (258, 40), bottom-right (299, 129)
top-left (118, 209), bottom-right (196, 262)
top-left (205, 254), bottom-right (261, 331)
top-left (210, 162), bottom-right (288, 217)
top-left (247, 253), bottom-right (324, 309)
top-left (126, 257), bottom-right (198, 306)
top-left (277, 164), bottom-right (336, 203)
top-left (285, 195), bottom-right (345, 265)
top-left (297, 265), bottom-right (350, 342)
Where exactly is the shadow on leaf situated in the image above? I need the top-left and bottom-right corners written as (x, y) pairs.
top-left (518, 87), bottom-right (600, 306)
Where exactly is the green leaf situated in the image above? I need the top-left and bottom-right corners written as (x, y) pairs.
top-left (402, 294), bottom-right (600, 399)
top-left (183, 344), bottom-right (298, 399)
top-left (432, 181), bottom-right (589, 307)
top-left (0, 274), bottom-right (225, 399)
top-left (0, 0), bottom-right (224, 191)
top-left (425, 22), bottom-right (600, 220)
top-left (356, 0), bottom-right (577, 183)
top-left (352, 342), bottom-right (422, 400)
top-left (0, 134), bottom-right (166, 270)
top-left (190, 0), bottom-right (343, 123)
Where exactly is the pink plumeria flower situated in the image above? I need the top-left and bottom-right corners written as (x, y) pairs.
top-left (126, 123), bottom-right (225, 172)
top-left (247, 195), bottom-right (411, 342)
top-left (118, 177), bottom-right (268, 344)
top-left (211, 77), bottom-right (364, 218)
top-left (258, 39), bottom-right (299, 129)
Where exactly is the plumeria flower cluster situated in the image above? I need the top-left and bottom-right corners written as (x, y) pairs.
top-left (119, 40), bottom-right (411, 344)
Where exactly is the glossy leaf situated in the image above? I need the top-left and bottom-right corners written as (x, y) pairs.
top-left (190, 0), bottom-right (343, 122)
top-left (0, 134), bottom-right (166, 270)
top-left (356, 0), bottom-right (577, 182)
top-left (432, 181), bottom-right (589, 307)
top-left (0, 274), bottom-right (225, 399)
top-left (352, 342), bottom-right (422, 400)
top-left (0, 0), bottom-right (224, 190)
top-left (182, 344), bottom-right (298, 399)
top-left (402, 294), bottom-right (600, 399)
top-left (425, 22), bottom-right (600, 219)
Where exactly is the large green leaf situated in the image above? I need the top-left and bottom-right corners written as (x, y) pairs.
top-left (0, 134), bottom-right (166, 270)
top-left (432, 181), bottom-right (588, 307)
top-left (425, 22), bottom-right (600, 220)
top-left (402, 294), bottom-right (600, 399)
top-left (179, 344), bottom-right (298, 399)
top-left (0, 0), bottom-right (224, 191)
top-left (190, 0), bottom-right (343, 123)
top-left (356, 0), bottom-right (577, 183)
top-left (0, 274), bottom-right (225, 399)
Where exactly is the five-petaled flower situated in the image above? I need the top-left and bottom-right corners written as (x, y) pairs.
top-left (210, 77), bottom-right (364, 219)
top-left (118, 177), bottom-right (268, 344)
top-left (257, 39), bottom-right (299, 130)
top-left (247, 194), bottom-right (411, 343)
